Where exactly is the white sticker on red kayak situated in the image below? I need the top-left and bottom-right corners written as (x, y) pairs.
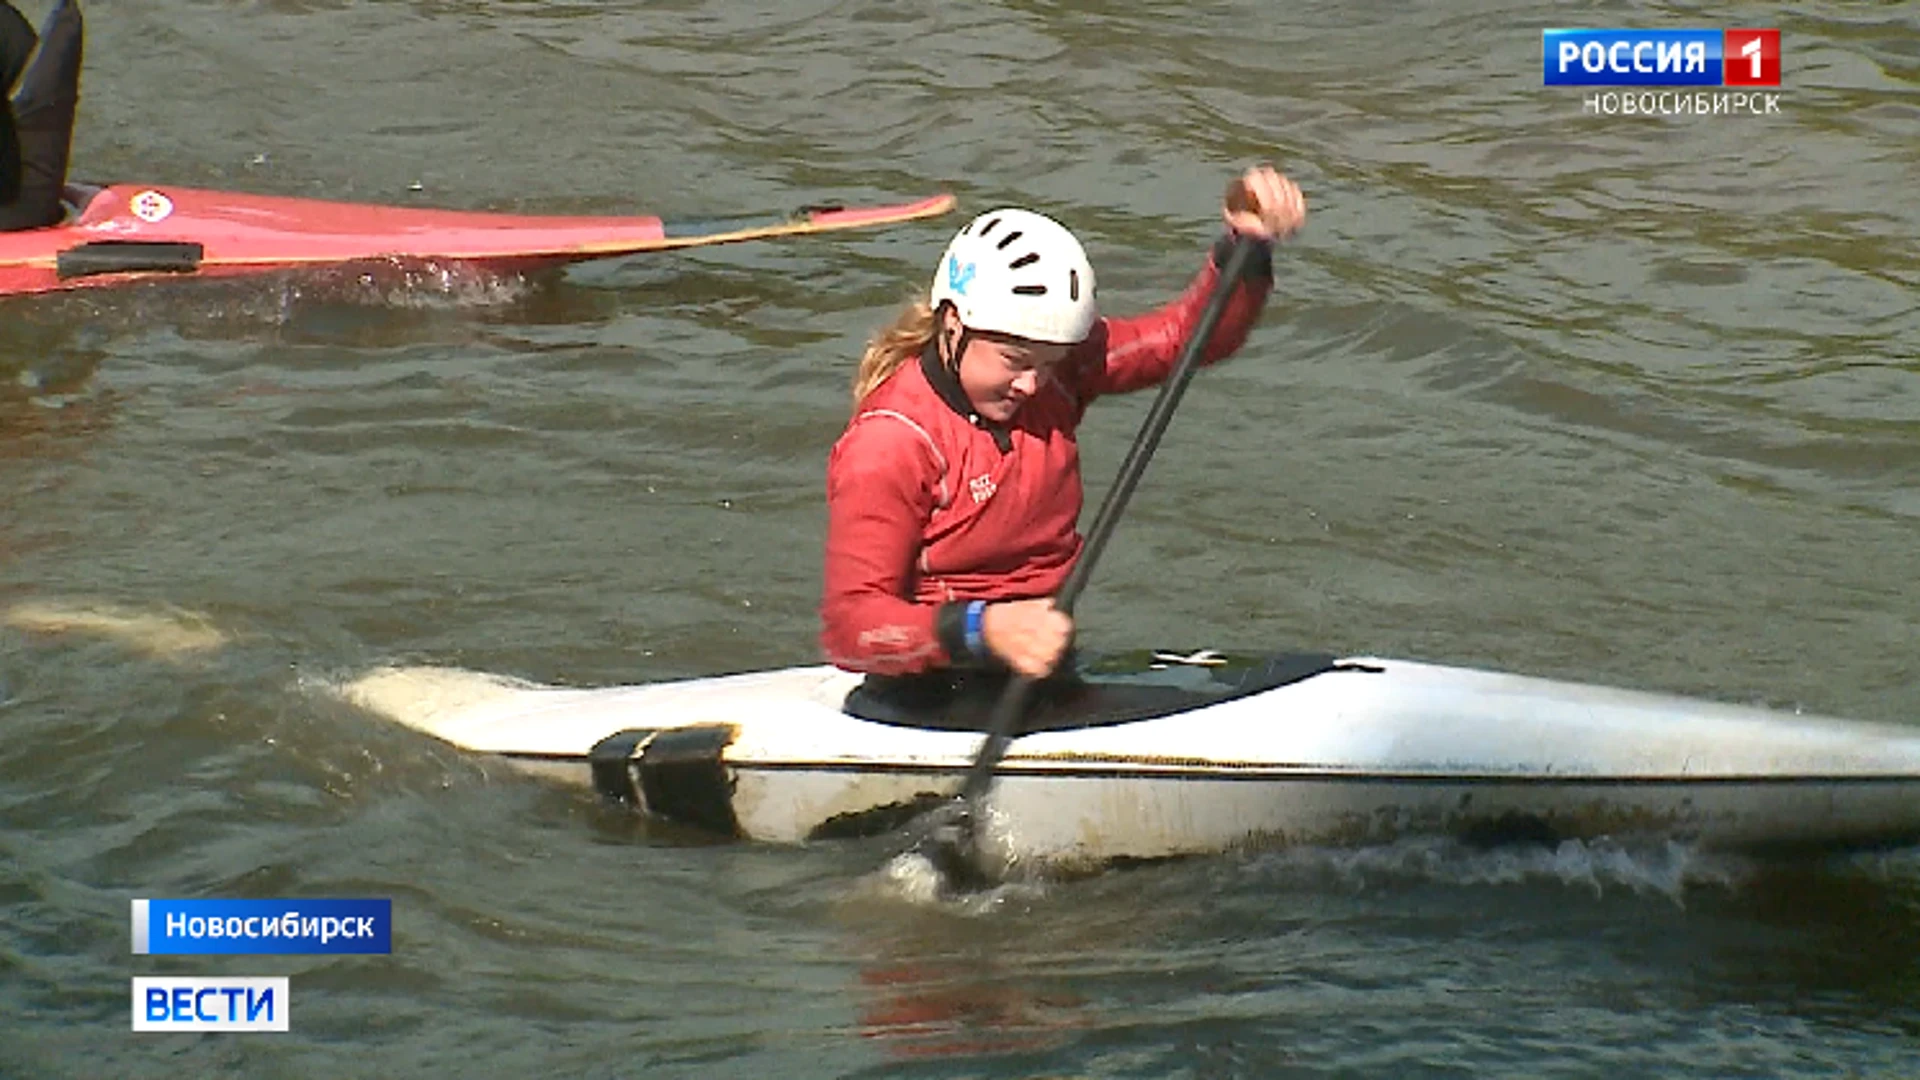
top-left (129, 190), bottom-right (175, 224)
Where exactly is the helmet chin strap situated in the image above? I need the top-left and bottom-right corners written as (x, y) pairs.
top-left (932, 310), bottom-right (1007, 442)
top-left (939, 319), bottom-right (974, 380)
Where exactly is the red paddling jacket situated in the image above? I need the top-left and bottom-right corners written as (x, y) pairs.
top-left (821, 235), bottom-right (1274, 674)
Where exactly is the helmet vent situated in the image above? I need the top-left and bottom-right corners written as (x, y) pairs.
top-left (1069, 269), bottom-right (1080, 301)
top-left (978, 217), bottom-right (1002, 237)
top-left (996, 230), bottom-right (1024, 251)
top-left (1012, 284), bottom-right (1048, 296)
top-left (1008, 252), bottom-right (1038, 270)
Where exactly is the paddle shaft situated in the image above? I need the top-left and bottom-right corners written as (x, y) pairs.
top-left (955, 234), bottom-right (1261, 805)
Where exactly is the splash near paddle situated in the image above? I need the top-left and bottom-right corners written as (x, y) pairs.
top-left (0, 184), bottom-right (957, 297)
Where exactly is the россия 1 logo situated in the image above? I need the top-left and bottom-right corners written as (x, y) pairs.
top-left (1542, 29), bottom-right (1782, 116)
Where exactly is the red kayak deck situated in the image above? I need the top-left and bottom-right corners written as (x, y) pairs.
top-left (0, 184), bottom-right (957, 297)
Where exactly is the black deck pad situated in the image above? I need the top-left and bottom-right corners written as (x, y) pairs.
top-left (842, 649), bottom-right (1355, 734)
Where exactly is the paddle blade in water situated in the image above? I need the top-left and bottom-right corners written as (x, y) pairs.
top-left (915, 798), bottom-right (999, 894)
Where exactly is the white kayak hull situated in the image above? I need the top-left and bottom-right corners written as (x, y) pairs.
top-left (340, 653), bottom-right (1920, 869)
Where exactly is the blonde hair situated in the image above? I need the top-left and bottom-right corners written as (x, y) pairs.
top-left (852, 294), bottom-right (937, 405)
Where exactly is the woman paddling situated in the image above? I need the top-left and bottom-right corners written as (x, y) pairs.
top-left (820, 165), bottom-right (1307, 701)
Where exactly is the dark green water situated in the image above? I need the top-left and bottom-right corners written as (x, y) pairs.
top-left (3, 0), bottom-right (1917, 1074)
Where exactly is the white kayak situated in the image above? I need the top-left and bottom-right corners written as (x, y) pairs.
top-left (341, 649), bottom-right (1920, 872)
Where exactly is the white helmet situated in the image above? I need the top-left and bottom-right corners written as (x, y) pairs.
top-left (928, 208), bottom-right (1098, 344)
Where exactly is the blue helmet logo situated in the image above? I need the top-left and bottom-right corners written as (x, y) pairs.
top-left (946, 255), bottom-right (976, 297)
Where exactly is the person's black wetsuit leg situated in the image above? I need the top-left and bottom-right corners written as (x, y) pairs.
top-left (0, 0), bottom-right (81, 231)
top-left (1, 88), bottom-right (19, 207)
top-left (0, 1), bottom-right (35, 205)
top-left (0, 2), bottom-right (33, 87)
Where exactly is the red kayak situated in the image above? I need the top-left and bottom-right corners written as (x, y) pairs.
top-left (0, 183), bottom-right (957, 297)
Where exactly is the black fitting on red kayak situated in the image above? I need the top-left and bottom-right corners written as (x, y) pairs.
top-left (56, 240), bottom-right (203, 280)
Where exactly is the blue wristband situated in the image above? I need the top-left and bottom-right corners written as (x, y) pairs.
top-left (963, 600), bottom-right (987, 658)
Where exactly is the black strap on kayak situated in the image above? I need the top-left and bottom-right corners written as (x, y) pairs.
top-left (636, 726), bottom-right (741, 838)
top-left (588, 725), bottom-right (743, 839)
top-left (586, 728), bottom-right (654, 805)
top-left (56, 241), bottom-right (205, 280)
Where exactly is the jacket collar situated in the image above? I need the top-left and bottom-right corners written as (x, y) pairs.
top-left (919, 340), bottom-right (1013, 452)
